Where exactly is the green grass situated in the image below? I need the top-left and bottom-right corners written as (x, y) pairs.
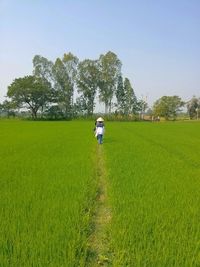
top-left (1, 120), bottom-right (200, 266)
top-left (104, 122), bottom-right (200, 266)
top-left (0, 120), bottom-right (97, 267)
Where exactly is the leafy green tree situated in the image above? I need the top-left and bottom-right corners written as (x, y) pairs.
top-left (116, 75), bottom-right (125, 114)
top-left (33, 55), bottom-right (54, 82)
top-left (153, 96), bottom-right (184, 120)
top-left (53, 53), bottom-right (78, 118)
top-left (137, 99), bottom-right (148, 119)
top-left (124, 78), bottom-right (137, 115)
top-left (76, 59), bottom-right (99, 115)
top-left (0, 100), bottom-right (17, 117)
top-left (46, 105), bottom-right (64, 120)
top-left (98, 51), bottom-right (121, 113)
top-left (73, 96), bottom-right (88, 116)
top-left (186, 96), bottom-right (200, 119)
top-left (7, 75), bottom-right (52, 118)
top-left (33, 55), bottom-right (57, 107)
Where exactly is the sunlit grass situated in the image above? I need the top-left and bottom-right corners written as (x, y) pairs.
top-left (0, 120), bottom-right (97, 267)
top-left (1, 120), bottom-right (200, 266)
top-left (105, 122), bottom-right (200, 266)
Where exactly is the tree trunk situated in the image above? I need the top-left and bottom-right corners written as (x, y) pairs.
top-left (32, 110), bottom-right (37, 119)
top-left (109, 99), bottom-right (112, 114)
top-left (33, 110), bottom-right (37, 119)
top-left (105, 104), bottom-right (108, 114)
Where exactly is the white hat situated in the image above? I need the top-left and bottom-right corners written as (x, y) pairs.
top-left (96, 117), bottom-right (104, 122)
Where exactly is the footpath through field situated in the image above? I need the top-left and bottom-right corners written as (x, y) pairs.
top-left (87, 145), bottom-right (112, 266)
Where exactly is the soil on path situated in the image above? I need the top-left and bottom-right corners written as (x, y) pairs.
top-left (87, 145), bottom-right (112, 266)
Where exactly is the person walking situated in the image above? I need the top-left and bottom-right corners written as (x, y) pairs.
top-left (95, 117), bottom-right (105, 144)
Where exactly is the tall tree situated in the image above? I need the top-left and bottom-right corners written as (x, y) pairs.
top-left (153, 96), bottom-right (184, 120)
top-left (76, 59), bottom-right (99, 115)
top-left (116, 75), bottom-right (125, 114)
top-left (7, 75), bottom-right (52, 118)
top-left (53, 53), bottom-right (78, 118)
top-left (33, 55), bottom-right (54, 82)
top-left (186, 96), bottom-right (200, 119)
top-left (33, 55), bottom-right (57, 106)
top-left (98, 51), bottom-right (121, 113)
top-left (124, 78), bottom-right (137, 115)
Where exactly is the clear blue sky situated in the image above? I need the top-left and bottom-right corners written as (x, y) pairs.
top-left (1, 0), bottom-right (200, 108)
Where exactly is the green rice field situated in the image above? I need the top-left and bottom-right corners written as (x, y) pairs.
top-left (105, 122), bottom-right (200, 266)
top-left (1, 120), bottom-right (200, 266)
top-left (0, 121), bottom-right (97, 266)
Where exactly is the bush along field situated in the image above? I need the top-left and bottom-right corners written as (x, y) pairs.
top-left (0, 121), bottom-right (98, 267)
top-left (105, 122), bottom-right (200, 266)
top-left (1, 120), bottom-right (200, 266)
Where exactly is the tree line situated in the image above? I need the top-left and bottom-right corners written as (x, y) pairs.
top-left (0, 51), bottom-right (199, 120)
top-left (151, 95), bottom-right (200, 120)
top-left (0, 51), bottom-right (144, 119)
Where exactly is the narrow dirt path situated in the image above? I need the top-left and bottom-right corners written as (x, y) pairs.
top-left (87, 145), bottom-right (112, 266)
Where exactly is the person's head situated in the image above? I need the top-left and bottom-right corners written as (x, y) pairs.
top-left (97, 121), bottom-right (104, 127)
